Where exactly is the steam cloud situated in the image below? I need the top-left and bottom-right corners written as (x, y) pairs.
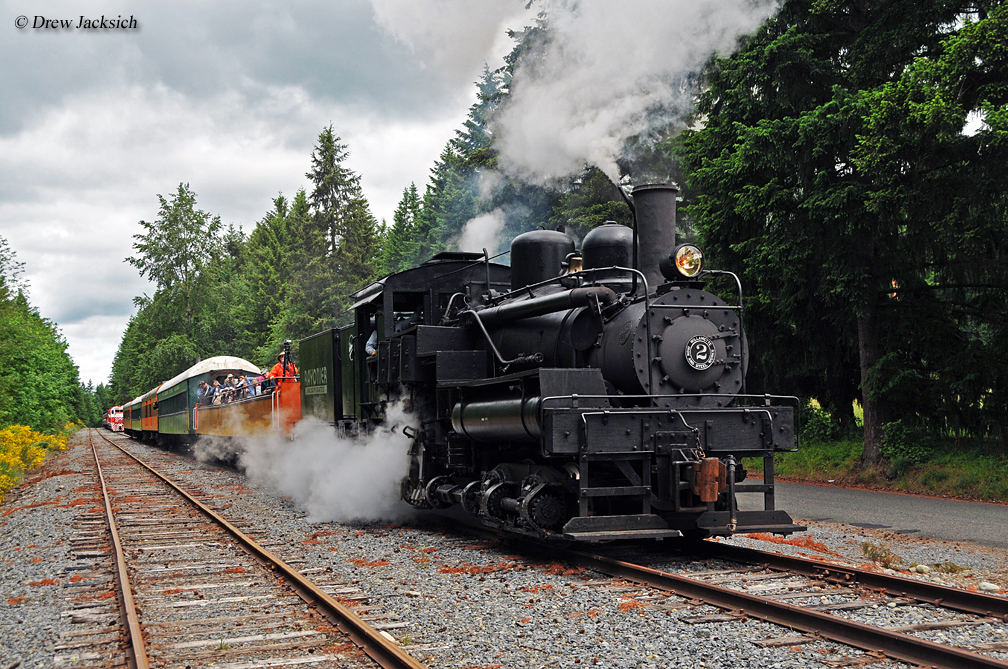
top-left (458, 208), bottom-right (508, 254)
top-left (193, 402), bottom-right (415, 523)
top-left (494, 0), bottom-right (778, 184)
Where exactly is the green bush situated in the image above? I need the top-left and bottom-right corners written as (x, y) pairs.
top-left (801, 402), bottom-right (834, 442)
top-left (882, 419), bottom-right (935, 464)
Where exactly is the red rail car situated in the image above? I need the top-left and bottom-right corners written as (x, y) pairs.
top-left (105, 405), bottom-right (123, 432)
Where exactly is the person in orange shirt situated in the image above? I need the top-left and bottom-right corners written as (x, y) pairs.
top-left (268, 351), bottom-right (298, 387)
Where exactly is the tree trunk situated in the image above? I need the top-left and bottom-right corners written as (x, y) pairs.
top-left (858, 309), bottom-right (888, 466)
top-left (826, 341), bottom-right (859, 438)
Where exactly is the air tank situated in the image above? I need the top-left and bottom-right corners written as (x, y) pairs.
top-left (510, 229), bottom-right (576, 291)
top-left (582, 222), bottom-right (634, 285)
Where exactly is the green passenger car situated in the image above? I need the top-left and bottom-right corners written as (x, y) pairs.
top-left (156, 356), bottom-right (261, 438)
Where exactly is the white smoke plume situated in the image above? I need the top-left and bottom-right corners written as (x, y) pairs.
top-left (457, 208), bottom-right (508, 254)
top-left (193, 402), bottom-right (415, 523)
top-left (477, 169), bottom-right (505, 200)
top-left (494, 0), bottom-right (778, 184)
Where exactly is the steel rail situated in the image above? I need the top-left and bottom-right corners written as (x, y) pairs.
top-left (99, 432), bottom-right (426, 669)
top-left (564, 548), bottom-right (1008, 669)
top-left (89, 431), bottom-right (150, 669)
top-left (694, 540), bottom-right (1008, 621)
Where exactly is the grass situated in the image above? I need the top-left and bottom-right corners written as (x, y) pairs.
top-left (750, 436), bottom-right (1008, 503)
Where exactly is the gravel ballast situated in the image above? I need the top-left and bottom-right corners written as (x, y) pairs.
top-left (2, 430), bottom-right (1007, 668)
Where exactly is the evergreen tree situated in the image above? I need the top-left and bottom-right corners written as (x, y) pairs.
top-left (411, 62), bottom-right (560, 264)
top-left (280, 126), bottom-right (378, 339)
top-left (381, 183), bottom-right (421, 274)
top-left (333, 197), bottom-right (382, 305)
top-left (851, 3), bottom-right (1008, 446)
top-left (0, 236), bottom-right (26, 295)
top-left (547, 167), bottom-right (632, 242)
top-left (94, 383), bottom-right (111, 413)
top-left (243, 193), bottom-right (297, 365)
top-left (112, 184), bottom-right (230, 400)
top-left (128, 183), bottom-right (223, 343)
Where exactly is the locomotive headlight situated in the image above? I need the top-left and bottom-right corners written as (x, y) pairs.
top-left (673, 244), bottom-right (704, 277)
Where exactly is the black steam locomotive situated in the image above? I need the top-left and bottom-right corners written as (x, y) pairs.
top-left (299, 184), bottom-right (802, 541)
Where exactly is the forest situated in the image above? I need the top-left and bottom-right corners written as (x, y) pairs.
top-left (3, 0), bottom-right (1005, 476)
top-left (0, 237), bottom-right (106, 432)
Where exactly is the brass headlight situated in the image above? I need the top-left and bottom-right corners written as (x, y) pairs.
top-left (673, 244), bottom-right (704, 277)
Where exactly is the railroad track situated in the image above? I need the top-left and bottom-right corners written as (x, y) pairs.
top-left (61, 428), bottom-right (1005, 668)
top-left (66, 429), bottom-right (425, 669)
top-left (563, 547), bottom-right (1008, 668)
top-left (428, 514), bottom-right (1008, 668)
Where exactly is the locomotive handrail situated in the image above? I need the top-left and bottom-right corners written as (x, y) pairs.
top-left (440, 292), bottom-right (468, 323)
top-left (701, 269), bottom-right (744, 309)
top-left (621, 266), bottom-right (654, 392)
top-left (698, 268), bottom-right (746, 392)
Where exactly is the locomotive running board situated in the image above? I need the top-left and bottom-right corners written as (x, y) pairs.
top-left (561, 514), bottom-right (682, 542)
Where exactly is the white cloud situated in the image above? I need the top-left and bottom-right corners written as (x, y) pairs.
top-left (62, 315), bottom-right (135, 387)
top-left (0, 22), bottom-right (503, 387)
top-left (370, 0), bottom-right (531, 85)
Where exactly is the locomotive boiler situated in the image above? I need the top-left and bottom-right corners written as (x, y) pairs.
top-left (299, 184), bottom-right (802, 541)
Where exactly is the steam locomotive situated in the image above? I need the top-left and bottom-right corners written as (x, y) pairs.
top-left (299, 184), bottom-right (803, 541)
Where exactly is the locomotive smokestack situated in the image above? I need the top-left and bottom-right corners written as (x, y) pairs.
top-left (631, 184), bottom-right (679, 290)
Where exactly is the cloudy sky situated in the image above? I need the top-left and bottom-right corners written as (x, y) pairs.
top-left (2, 0), bottom-right (777, 390)
top-left (1, 0), bottom-right (533, 386)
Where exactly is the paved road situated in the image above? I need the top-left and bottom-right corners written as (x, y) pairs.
top-left (739, 481), bottom-right (1008, 550)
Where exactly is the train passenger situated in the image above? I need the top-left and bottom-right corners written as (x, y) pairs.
top-left (211, 379), bottom-right (223, 405)
top-left (196, 380), bottom-right (212, 406)
top-left (226, 374), bottom-right (243, 403)
top-left (234, 374), bottom-right (248, 399)
top-left (259, 369), bottom-right (274, 394)
top-left (267, 351), bottom-right (298, 388)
